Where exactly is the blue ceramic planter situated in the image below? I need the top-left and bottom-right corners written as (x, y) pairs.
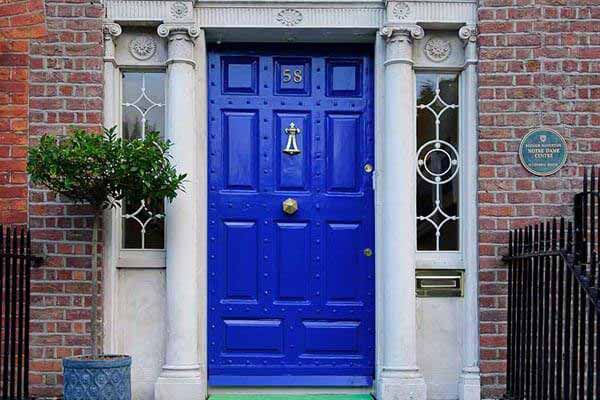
top-left (63, 355), bottom-right (131, 400)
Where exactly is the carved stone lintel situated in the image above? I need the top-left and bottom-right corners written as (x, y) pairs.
top-left (103, 22), bottom-right (122, 41)
top-left (379, 24), bottom-right (424, 41)
top-left (458, 25), bottom-right (478, 43)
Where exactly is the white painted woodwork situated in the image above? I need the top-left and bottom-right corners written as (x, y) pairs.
top-left (102, 1), bottom-right (480, 399)
top-left (417, 298), bottom-right (463, 399)
top-left (102, 22), bottom-right (122, 355)
top-left (153, 23), bottom-right (205, 400)
top-left (457, 25), bottom-right (481, 400)
top-left (118, 269), bottom-right (167, 400)
top-left (376, 25), bottom-right (427, 400)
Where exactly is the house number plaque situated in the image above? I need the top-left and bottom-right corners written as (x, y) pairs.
top-left (282, 68), bottom-right (303, 83)
top-left (519, 128), bottom-right (568, 176)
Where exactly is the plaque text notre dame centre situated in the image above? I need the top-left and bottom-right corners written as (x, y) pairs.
top-left (519, 129), bottom-right (568, 176)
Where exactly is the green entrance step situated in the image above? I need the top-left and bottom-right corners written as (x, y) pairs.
top-left (210, 395), bottom-right (373, 400)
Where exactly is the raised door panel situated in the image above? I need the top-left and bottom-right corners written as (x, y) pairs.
top-left (223, 110), bottom-right (259, 191)
top-left (275, 222), bottom-right (310, 303)
top-left (326, 113), bottom-right (362, 193)
top-left (223, 221), bottom-right (258, 303)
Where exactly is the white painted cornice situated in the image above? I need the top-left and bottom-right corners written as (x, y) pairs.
top-left (105, 0), bottom-right (476, 28)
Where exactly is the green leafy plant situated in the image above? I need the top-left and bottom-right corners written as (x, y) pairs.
top-left (28, 127), bottom-right (186, 358)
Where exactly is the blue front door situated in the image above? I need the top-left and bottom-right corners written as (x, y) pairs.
top-left (207, 45), bottom-right (375, 386)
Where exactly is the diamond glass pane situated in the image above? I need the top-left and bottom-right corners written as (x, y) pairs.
top-left (121, 71), bottom-right (165, 140)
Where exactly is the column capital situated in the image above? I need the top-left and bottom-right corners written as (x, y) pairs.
top-left (459, 25), bottom-right (478, 65)
top-left (103, 22), bottom-right (121, 63)
top-left (157, 24), bottom-right (201, 66)
top-left (380, 25), bottom-right (423, 66)
top-left (379, 24), bottom-right (424, 41)
top-left (103, 22), bottom-right (122, 41)
top-left (157, 23), bottom-right (200, 40)
top-left (459, 25), bottom-right (478, 43)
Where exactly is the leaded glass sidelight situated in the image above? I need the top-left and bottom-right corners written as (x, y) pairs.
top-left (121, 71), bottom-right (166, 249)
top-left (416, 73), bottom-right (460, 251)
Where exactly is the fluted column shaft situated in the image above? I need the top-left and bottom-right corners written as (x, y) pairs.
top-left (377, 25), bottom-right (427, 400)
top-left (458, 25), bottom-right (481, 400)
top-left (154, 24), bottom-right (204, 400)
top-left (101, 21), bottom-right (121, 353)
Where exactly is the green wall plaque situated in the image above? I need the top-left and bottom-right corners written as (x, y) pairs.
top-left (519, 129), bottom-right (568, 176)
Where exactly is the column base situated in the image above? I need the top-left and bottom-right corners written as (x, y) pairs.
top-left (154, 366), bottom-right (205, 400)
top-left (376, 369), bottom-right (427, 400)
top-left (458, 366), bottom-right (481, 400)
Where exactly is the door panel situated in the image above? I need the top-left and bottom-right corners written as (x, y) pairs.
top-left (275, 222), bottom-right (311, 302)
top-left (223, 110), bottom-right (259, 191)
top-left (326, 113), bottom-right (362, 193)
top-left (275, 111), bottom-right (311, 191)
top-left (223, 221), bottom-right (258, 302)
top-left (208, 44), bottom-right (375, 387)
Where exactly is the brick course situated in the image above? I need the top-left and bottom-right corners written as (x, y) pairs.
top-left (478, 0), bottom-right (600, 398)
top-left (25, 0), bottom-right (104, 397)
top-left (0, 0), bottom-right (47, 226)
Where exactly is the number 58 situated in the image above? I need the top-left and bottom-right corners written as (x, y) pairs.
top-left (282, 68), bottom-right (303, 83)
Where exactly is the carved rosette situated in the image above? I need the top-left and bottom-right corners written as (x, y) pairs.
top-left (170, 1), bottom-right (189, 19)
top-left (129, 36), bottom-right (157, 60)
top-left (391, 2), bottom-right (411, 20)
top-left (424, 37), bottom-right (452, 62)
top-left (276, 9), bottom-right (303, 26)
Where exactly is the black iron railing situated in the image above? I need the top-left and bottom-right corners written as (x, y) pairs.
top-left (0, 227), bottom-right (41, 400)
top-left (504, 169), bottom-right (600, 400)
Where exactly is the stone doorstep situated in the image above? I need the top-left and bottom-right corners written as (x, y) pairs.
top-left (209, 395), bottom-right (374, 400)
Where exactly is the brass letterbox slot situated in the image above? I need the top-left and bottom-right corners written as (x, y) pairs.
top-left (416, 269), bottom-right (464, 298)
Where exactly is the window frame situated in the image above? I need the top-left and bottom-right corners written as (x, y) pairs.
top-left (415, 67), bottom-right (469, 270)
top-left (116, 67), bottom-right (168, 269)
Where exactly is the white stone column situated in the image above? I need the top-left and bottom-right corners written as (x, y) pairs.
top-left (101, 21), bottom-right (121, 354)
top-left (458, 25), bottom-right (481, 400)
top-left (376, 25), bottom-right (427, 400)
top-left (154, 23), bottom-right (204, 400)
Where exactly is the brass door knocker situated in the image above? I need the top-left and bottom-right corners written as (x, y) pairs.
top-left (283, 122), bottom-right (301, 155)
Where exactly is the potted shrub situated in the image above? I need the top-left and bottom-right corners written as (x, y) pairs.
top-left (27, 127), bottom-right (186, 400)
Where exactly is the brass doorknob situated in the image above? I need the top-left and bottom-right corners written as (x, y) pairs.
top-left (282, 198), bottom-right (298, 215)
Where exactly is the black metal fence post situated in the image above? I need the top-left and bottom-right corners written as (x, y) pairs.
top-left (0, 226), bottom-right (40, 400)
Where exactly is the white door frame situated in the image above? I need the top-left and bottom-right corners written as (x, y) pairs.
top-left (102, 2), bottom-right (479, 400)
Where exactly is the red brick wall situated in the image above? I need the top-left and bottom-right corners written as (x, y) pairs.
top-left (26, 0), bottom-right (104, 396)
top-left (478, 1), bottom-right (600, 398)
top-left (0, 0), bottom-right (46, 225)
